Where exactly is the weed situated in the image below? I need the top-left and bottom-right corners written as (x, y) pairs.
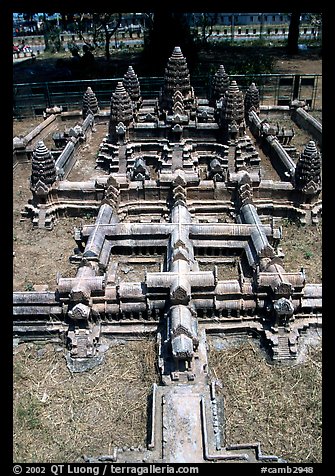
top-left (16, 397), bottom-right (42, 430)
top-left (282, 216), bottom-right (303, 227)
top-left (24, 282), bottom-right (34, 291)
top-left (13, 360), bottom-right (25, 380)
top-left (304, 250), bottom-right (314, 260)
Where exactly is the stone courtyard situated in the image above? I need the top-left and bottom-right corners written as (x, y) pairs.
top-left (13, 46), bottom-right (322, 463)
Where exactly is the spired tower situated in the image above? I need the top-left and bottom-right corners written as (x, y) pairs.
top-left (294, 140), bottom-right (322, 195)
top-left (123, 66), bottom-right (142, 110)
top-left (82, 86), bottom-right (100, 119)
top-left (30, 140), bottom-right (56, 196)
top-left (244, 82), bottom-right (260, 116)
top-left (108, 82), bottom-right (134, 144)
top-left (210, 64), bottom-right (230, 106)
top-left (160, 46), bottom-right (195, 114)
top-left (220, 80), bottom-right (246, 140)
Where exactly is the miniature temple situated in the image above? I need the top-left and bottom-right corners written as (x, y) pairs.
top-left (14, 46), bottom-right (322, 464)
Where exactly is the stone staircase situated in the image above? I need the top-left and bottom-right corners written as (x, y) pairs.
top-left (37, 208), bottom-right (47, 228)
top-left (272, 330), bottom-right (297, 361)
top-left (76, 332), bottom-right (90, 358)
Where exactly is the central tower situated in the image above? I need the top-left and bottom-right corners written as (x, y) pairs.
top-left (159, 46), bottom-right (196, 115)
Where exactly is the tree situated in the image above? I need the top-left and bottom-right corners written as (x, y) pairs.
top-left (43, 15), bottom-right (63, 53)
top-left (58, 12), bottom-right (123, 60)
top-left (92, 13), bottom-right (122, 60)
top-left (59, 12), bottom-right (74, 31)
top-left (287, 12), bottom-right (301, 54)
top-left (71, 13), bottom-right (96, 49)
top-left (196, 13), bottom-right (218, 46)
top-left (22, 13), bottom-right (35, 22)
top-left (309, 13), bottom-right (322, 41)
top-left (141, 11), bottom-right (197, 74)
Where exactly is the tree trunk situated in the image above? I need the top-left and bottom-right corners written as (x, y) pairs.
top-left (103, 14), bottom-right (122, 60)
top-left (287, 12), bottom-right (301, 54)
top-left (142, 11), bottom-right (197, 74)
top-left (104, 25), bottom-right (111, 60)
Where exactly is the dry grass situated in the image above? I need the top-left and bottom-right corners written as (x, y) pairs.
top-left (281, 218), bottom-right (322, 282)
top-left (13, 338), bottom-right (158, 463)
top-left (13, 118), bottom-right (44, 138)
top-left (13, 162), bottom-right (95, 291)
top-left (208, 337), bottom-right (322, 463)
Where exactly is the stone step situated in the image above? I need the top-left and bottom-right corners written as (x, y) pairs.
top-left (273, 335), bottom-right (296, 360)
top-left (37, 208), bottom-right (46, 223)
top-left (76, 335), bottom-right (89, 358)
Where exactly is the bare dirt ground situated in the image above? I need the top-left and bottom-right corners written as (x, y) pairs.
top-left (13, 117), bottom-right (43, 138)
top-left (273, 54), bottom-right (322, 111)
top-left (13, 122), bottom-right (108, 291)
top-left (274, 56), bottom-right (321, 75)
top-left (13, 162), bottom-right (91, 291)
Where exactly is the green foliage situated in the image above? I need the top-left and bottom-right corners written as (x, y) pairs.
top-left (197, 43), bottom-right (275, 76)
top-left (44, 25), bottom-right (63, 54)
top-left (67, 40), bottom-right (80, 57)
top-left (24, 282), bottom-right (34, 291)
top-left (304, 250), bottom-right (314, 260)
top-left (16, 398), bottom-right (42, 430)
top-left (282, 216), bottom-right (303, 227)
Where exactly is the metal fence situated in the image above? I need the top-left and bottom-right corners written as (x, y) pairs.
top-left (13, 73), bottom-right (322, 118)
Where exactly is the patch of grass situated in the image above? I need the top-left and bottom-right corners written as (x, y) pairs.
top-left (281, 218), bottom-right (322, 282)
top-left (24, 282), bottom-right (34, 291)
top-left (16, 397), bottom-right (42, 430)
top-left (13, 339), bottom-right (158, 463)
top-left (304, 250), bottom-right (314, 260)
top-left (13, 359), bottom-right (25, 381)
top-left (282, 216), bottom-right (302, 227)
top-left (208, 337), bottom-right (322, 462)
